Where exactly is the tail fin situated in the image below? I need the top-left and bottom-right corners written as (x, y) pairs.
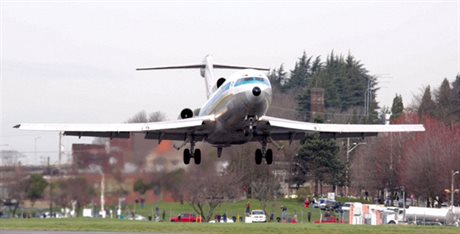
top-left (136, 55), bottom-right (269, 98)
top-left (201, 55), bottom-right (214, 98)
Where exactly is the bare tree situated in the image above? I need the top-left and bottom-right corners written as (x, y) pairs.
top-left (55, 176), bottom-right (95, 216)
top-left (401, 117), bottom-right (460, 206)
top-left (182, 159), bottom-right (240, 222)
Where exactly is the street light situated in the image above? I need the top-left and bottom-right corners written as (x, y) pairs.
top-left (451, 170), bottom-right (459, 209)
top-left (89, 165), bottom-right (105, 218)
top-left (34, 136), bottom-right (41, 158)
top-left (345, 138), bottom-right (366, 197)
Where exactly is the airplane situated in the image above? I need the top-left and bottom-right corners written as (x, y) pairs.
top-left (15, 55), bottom-right (425, 165)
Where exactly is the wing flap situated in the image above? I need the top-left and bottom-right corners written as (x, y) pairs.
top-left (15, 115), bottom-right (214, 140)
top-left (259, 116), bottom-right (425, 139)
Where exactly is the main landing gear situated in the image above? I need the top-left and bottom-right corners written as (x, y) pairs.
top-left (183, 141), bottom-right (201, 165)
top-left (255, 140), bottom-right (273, 165)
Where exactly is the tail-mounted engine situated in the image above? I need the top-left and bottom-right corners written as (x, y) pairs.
top-left (179, 108), bottom-right (194, 119)
top-left (216, 77), bottom-right (226, 88)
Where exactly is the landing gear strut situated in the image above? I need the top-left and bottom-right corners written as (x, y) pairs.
top-left (244, 116), bottom-right (256, 137)
top-left (183, 141), bottom-right (201, 165)
top-left (255, 139), bottom-right (273, 165)
top-left (217, 147), bottom-right (223, 158)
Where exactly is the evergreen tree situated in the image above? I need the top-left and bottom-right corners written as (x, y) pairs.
top-left (297, 52), bottom-right (379, 123)
top-left (418, 86), bottom-right (436, 119)
top-left (452, 74), bottom-right (460, 122)
top-left (435, 78), bottom-right (456, 125)
top-left (133, 179), bottom-right (149, 195)
top-left (268, 64), bottom-right (287, 91)
top-left (296, 133), bottom-right (343, 195)
top-left (285, 52), bottom-right (313, 90)
top-left (390, 94), bottom-right (404, 123)
top-left (25, 174), bottom-right (48, 207)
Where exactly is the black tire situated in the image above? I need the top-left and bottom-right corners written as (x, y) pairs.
top-left (255, 149), bottom-right (263, 165)
top-left (194, 149), bottom-right (201, 165)
top-left (265, 149), bottom-right (273, 165)
top-left (183, 149), bottom-right (191, 165)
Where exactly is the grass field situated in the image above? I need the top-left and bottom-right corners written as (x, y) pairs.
top-left (3, 199), bottom-right (459, 233)
top-left (1, 218), bottom-right (460, 234)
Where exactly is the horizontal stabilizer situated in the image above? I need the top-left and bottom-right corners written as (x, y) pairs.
top-left (136, 64), bottom-right (269, 71)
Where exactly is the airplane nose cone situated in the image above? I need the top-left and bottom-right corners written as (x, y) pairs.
top-left (252, 86), bottom-right (261, 97)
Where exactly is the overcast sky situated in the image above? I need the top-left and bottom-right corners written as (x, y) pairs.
top-left (1, 1), bottom-right (459, 165)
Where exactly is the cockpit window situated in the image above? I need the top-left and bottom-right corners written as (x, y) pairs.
top-left (234, 77), bottom-right (270, 87)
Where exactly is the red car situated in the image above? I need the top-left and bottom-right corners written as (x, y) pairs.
top-left (170, 213), bottom-right (201, 223)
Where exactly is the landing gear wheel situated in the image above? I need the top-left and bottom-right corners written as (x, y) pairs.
top-left (255, 149), bottom-right (263, 165)
top-left (265, 149), bottom-right (273, 165)
top-left (183, 149), bottom-right (191, 165)
top-left (194, 149), bottom-right (201, 165)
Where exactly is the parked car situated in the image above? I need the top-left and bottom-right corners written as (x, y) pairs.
top-left (250, 210), bottom-right (266, 223)
top-left (40, 212), bottom-right (64, 218)
top-left (170, 213), bottom-right (201, 222)
top-left (125, 214), bottom-right (147, 221)
top-left (319, 199), bottom-right (337, 211)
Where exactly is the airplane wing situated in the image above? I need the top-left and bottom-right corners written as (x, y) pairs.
top-left (256, 116), bottom-right (425, 141)
top-left (14, 115), bottom-right (215, 141)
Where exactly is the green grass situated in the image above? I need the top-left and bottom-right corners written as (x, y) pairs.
top-left (1, 218), bottom-right (460, 234)
top-left (4, 200), bottom-right (459, 233)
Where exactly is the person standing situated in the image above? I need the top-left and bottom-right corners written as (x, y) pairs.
top-left (305, 197), bottom-right (310, 208)
top-left (245, 202), bottom-right (251, 215)
top-left (281, 206), bottom-right (287, 221)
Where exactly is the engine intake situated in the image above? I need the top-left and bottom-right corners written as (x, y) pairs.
top-left (216, 77), bottom-right (226, 88)
top-left (179, 108), bottom-right (194, 119)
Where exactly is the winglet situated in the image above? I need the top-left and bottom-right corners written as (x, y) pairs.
top-left (13, 124), bottom-right (21, 128)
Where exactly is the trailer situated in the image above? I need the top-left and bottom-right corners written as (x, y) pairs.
top-left (403, 207), bottom-right (454, 225)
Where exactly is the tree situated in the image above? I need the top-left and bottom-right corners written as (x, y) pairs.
top-left (390, 94), bottom-right (404, 123)
top-left (297, 52), bottom-right (379, 123)
top-left (401, 117), bottom-right (460, 206)
top-left (127, 110), bottom-right (166, 123)
top-left (435, 78), bottom-right (456, 125)
top-left (133, 179), bottom-right (149, 195)
top-left (55, 176), bottom-right (95, 216)
top-left (296, 133), bottom-right (343, 195)
top-left (285, 52), bottom-right (313, 90)
top-left (249, 163), bottom-right (280, 211)
top-left (182, 159), bottom-right (241, 222)
top-left (452, 74), bottom-right (460, 122)
top-left (268, 64), bottom-right (287, 91)
top-left (2, 159), bottom-right (28, 216)
top-left (418, 86), bottom-right (436, 119)
top-left (24, 174), bottom-right (48, 207)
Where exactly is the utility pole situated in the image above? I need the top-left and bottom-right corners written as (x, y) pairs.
top-left (451, 170), bottom-right (459, 209)
top-left (346, 138), bottom-right (350, 197)
top-left (34, 136), bottom-right (40, 159)
top-left (345, 138), bottom-right (366, 197)
top-left (58, 132), bottom-right (62, 166)
top-left (48, 156), bottom-right (53, 217)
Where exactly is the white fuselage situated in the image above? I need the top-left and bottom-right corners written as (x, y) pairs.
top-left (198, 69), bottom-right (272, 146)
